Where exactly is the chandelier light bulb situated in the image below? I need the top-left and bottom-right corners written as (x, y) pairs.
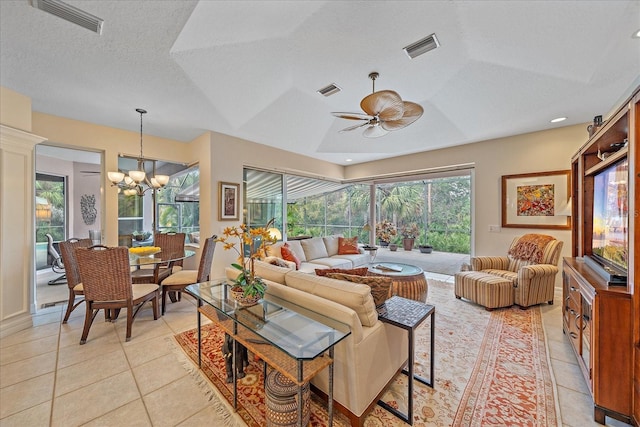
top-left (108, 171), bottom-right (125, 184)
top-left (155, 175), bottom-right (170, 186)
top-left (129, 169), bottom-right (146, 183)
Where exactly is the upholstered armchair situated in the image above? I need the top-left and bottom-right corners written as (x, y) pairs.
top-left (470, 234), bottom-right (563, 308)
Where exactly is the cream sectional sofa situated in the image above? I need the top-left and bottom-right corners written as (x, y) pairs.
top-left (265, 236), bottom-right (369, 273)
top-left (226, 260), bottom-right (408, 426)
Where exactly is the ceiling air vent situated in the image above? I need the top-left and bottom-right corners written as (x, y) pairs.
top-left (31, 0), bottom-right (104, 35)
top-left (403, 33), bottom-right (439, 59)
top-left (317, 83), bottom-right (342, 97)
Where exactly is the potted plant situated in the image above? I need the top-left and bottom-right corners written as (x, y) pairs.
top-left (418, 244), bottom-right (433, 254)
top-left (400, 223), bottom-right (419, 251)
top-left (216, 223), bottom-right (276, 305)
top-left (375, 220), bottom-right (397, 247)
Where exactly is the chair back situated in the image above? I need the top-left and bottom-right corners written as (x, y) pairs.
top-left (153, 233), bottom-right (186, 253)
top-left (76, 246), bottom-right (133, 302)
top-left (154, 232), bottom-right (186, 263)
top-left (46, 233), bottom-right (64, 269)
top-left (196, 235), bottom-right (217, 283)
top-left (59, 238), bottom-right (93, 290)
top-left (507, 234), bottom-right (563, 271)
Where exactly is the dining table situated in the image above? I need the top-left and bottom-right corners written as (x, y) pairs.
top-left (129, 249), bottom-right (195, 285)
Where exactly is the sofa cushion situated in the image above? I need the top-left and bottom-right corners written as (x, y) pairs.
top-left (338, 237), bottom-right (360, 255)
top-left (308, 257), bottom-right (353, 269)
top-left (286, 240), bottom-right (307, 262)
top-left (326, 273), bottom-right (392, 307)
top-left (315, 267), bottom-right (369, 277)
top-left (253, 260), bottom-right (291, 284)
top-left (297, 262), bottom-right (330, 274)
top-left (281, 243), bottom-right (301, 269)
top-left (284, 270), bottom-right (378, 327)
top-left (331, 252), bottom-right (369, 267)
top-left (323, 235), bottom-right (341, 257)
top-left (301, 237), bottom-right (329, 260)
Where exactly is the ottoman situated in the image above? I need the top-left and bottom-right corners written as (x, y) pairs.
top-left (454, 271), bottom-right (514, 310)
top-left (265, 369), bottom-right (310, 427)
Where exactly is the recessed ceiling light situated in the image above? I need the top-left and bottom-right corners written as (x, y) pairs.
top-left (345, 158), bottom-right (353, 162)
top-left (633, 29), bottom-right (640, 38)
top-left (550, 117), bottom-right (567, 123)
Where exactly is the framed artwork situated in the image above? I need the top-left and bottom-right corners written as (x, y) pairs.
top-left (501, 170), bottom-right (571, 230)
top-left (219, 182), bottom-right (240, 221)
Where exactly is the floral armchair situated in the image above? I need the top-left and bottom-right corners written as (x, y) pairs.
top-left (470, 234), bottom-right (563, 308)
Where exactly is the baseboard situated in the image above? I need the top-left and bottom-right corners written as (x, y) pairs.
top-left (0, 312), bottom-right (33, 339)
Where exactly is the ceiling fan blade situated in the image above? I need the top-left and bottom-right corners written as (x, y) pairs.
top-left (339, 121), bottom-right (370, 133)
top-left (381, 101), bottom-right (424, 131)
top-left (331, 112), bottom-right (374, 121)
top-left (363, 125), bottom-right (389, 138)
top-left (360, 90), bottom-right (403, 120)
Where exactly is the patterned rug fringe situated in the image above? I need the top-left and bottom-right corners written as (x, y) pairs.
top-left (166, 335), bottom-right (244, 427)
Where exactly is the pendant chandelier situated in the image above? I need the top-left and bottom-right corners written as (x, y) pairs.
top-left (107, 108), bottom-right (169, 196)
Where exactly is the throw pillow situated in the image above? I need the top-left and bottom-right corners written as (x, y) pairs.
top-left (337, 236), bottom-right (360, 255)
top-left (315, 267), bottom-right (369, 277)
top-left (280, 243), bottom-right (301, 270)
top-left (325, 272), bottom-right (392, 307)
top-left (265, 257), bottom-right (291, 268)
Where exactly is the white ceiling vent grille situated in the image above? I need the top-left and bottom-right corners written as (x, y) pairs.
top-left (317, 83), bottom-right (342, 97)
top-left (403, 33), bottom-right (439, 59)
top-left (30, 0), bottom-right (104, 35)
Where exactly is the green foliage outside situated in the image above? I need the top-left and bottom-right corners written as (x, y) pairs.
top-left (35, 179), bottom-right (65, 242)
top-left (286, 177), bottom-right (471, 254)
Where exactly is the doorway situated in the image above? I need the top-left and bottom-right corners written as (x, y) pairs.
top-left (34, 144), bottom-right (103, 310)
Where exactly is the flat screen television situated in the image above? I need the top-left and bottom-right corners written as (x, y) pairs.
top-left (588, 156), bottom-right (628, 283)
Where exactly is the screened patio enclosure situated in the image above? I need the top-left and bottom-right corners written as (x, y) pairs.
top-left (243, 168), bottom-right (471, 255)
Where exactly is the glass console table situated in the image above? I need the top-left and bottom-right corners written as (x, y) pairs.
top-left (185, 280), bottom-right (351, 426)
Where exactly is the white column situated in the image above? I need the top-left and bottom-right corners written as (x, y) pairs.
top-left (0, 125), bottom-right (46, 338)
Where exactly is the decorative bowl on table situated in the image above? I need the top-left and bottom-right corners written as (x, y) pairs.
top-left (129, 246), bottom-right (161, 257)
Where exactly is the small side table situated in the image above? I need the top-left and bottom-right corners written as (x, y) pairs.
top-left (363, 246), bottom-right (378, 263)
top-left (376, 296), bottom-right (435, 425)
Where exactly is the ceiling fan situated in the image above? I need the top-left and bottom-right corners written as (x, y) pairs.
top-left (332, 72), bottom-right (423, 138)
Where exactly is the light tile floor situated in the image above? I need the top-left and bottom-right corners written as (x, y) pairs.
top-left (1, 274), bottom-right (631, 426)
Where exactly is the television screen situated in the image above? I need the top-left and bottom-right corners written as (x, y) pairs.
top-left (591, 157), bottom-right (628, 272)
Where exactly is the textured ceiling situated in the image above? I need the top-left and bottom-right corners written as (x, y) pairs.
top-left (1, 0), bottom-right (639, 165)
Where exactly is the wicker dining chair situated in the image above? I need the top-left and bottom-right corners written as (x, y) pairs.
top-left (131, 232), bottom-right (186, 285)
top-left (76, 245), bottom-right (159, 344)
top-left (160, 235), bottom-right (216, 315)
top-left (58, 237), bottom-right (93, 323)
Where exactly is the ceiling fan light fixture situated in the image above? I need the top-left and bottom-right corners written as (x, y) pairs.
top-left (403, 33), bottom-right (440, 59)
top-left (317, 83), bottom-right (342, 97)
top-left (332, 72), bottom-right (423, 138)
top-left (30, 0), bottom-right (104, 35)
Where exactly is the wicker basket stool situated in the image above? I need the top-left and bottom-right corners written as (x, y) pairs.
top-left (265, 369), bottom-right (310, 427)
top-left (454, 271), bottom-right (514, 310)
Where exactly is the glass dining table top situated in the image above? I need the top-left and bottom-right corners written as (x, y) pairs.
top-left (186, 280), bottom-right (351, 361)
top-left (128, 249), bottom-right (195, 267)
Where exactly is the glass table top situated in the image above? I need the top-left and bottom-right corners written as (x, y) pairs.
top-left (369, 262), bottom-right (424, 276)
top-left (186, 280), bottom-right (351, 361)
top-left (128, 249), bottom-right (195, 267)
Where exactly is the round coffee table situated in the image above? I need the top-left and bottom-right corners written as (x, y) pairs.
top-left (368, 262), bottom-right (428, 302)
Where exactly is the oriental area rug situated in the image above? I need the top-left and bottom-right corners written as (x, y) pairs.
top-left (173, 280), bottom-right (560, 426)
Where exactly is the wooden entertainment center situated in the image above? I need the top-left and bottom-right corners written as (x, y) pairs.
top-left (563, 86), bottom-right (638, 425)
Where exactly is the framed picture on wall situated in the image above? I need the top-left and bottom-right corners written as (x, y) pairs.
top-left (501, 170), bottom-right (571, 230)
top-left (219, 182), bottom-right (240, 221)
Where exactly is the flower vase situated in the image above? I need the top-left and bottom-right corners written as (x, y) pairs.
top-left (230, 287), bottom-right (261, 307)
